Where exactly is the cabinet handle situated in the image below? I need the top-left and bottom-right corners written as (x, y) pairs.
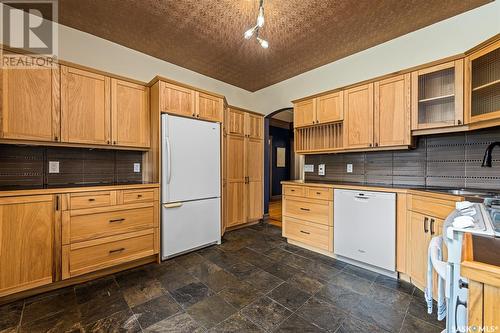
top-left (430, 219), bottom-right (435, 235)
top-left (109, 218), bottom-right (125, 223)
top-left (423, 217), bottom-right (429, 233)
top-left (55, 196), bottom-right (60, 211)
top-left (300, 230), bottom-right (310, 235)
top-left (137, 194), bottom-right (143, 198)
top-left (290, 189), bottom-right (295, 192)
top-left (316, 192), bottom-right (321, 195)
top-left (109, 248), bottom-right (125, 254)
top-left (88, 198), bottom-right (96, 202)
top-left (300, 207), bottom-right (310, 211)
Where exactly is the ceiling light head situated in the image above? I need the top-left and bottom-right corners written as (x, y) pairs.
top-left (257, 37), bottom-right (269, 49)
top-left (244, 26), bottom-right (256, 39)
top-left (256, 6), bottom-right (265, 28)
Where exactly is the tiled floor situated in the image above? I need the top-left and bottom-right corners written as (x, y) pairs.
top-left (0, 224), bottom-right (445, 333)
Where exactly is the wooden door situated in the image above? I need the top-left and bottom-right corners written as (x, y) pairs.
top-left (484, 285), bottom-right (500, 328)
top-left (0, 195), bottom-right (54, 297)
top-left (226, 108), bottom-right (245, 135)
top-left (344, 83), bottom-right (374, 149)
top-left (160, 81), bottom-right (195, 118)
top-left (408, 211), bottom-right (429, 288)
top-left (316, 92), bottom-right (343, 124)
top-left (111, 79), bottom-right (150, 148)
top-left (226, 135), bottom-right (246, 227)
top-left (374, 74), bottom-right (411, 147)
top-left (246, 137), bottom-right (263, 221)
top-left (196, 92), bottom-right (223, 122)
top-left (1, 61), bottom-right (60, 142)
top-left (294, 99), bottom-right (316, 127)
top-left (246, 113), bottom-right (263, 139)
top-left (61, 66), bottom-right (111, 145)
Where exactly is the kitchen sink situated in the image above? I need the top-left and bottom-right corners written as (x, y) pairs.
top-left (434, 188), bottom-right (500, 198)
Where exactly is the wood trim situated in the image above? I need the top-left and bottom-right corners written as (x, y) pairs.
top-left (52, 65), bottom-right (61, 141)
top-left (461, 260), bottom-right (500, 288)
top-left (53, 195), bottom-right (62, 282)
top-left (227, 105), bottom-right (263, 116)
top-left (396, 193), bottom-right (408, 273)
top-left (0, 184), bottom-right (159, 198)
top-left (69, 229), bottom-right (153, 250)
top-left (148, 76), bottom-right (225, 99)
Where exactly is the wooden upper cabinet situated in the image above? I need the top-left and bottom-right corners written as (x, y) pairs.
top-left (246, 113), bottom-right (263, 139)
top-left (160, 81), bottom-right (195, 118)
top-left (344, 83), bottom-right (374, 149)
top-left (374, 74), bottom-right (411, 147)
top-left (411, 60), bottom-right (464, 130)
top-left (316, 91), bottom-right (343, 124)
top-left (294, 99), bottom-right (316, 127)
top-left (465, 39), bottom-right (500, 127)
top-left (111, 79), bottom-right (150, 148)
top-left (0, 195), bottom-right (54, 297)
top-left (196, 92), bottom-right (223, 122)
top-left (1, 61), bottom-right (60, 142)
top-left (226, 108), bottom-right (245, 135)
top-left (61, 66), bottom-right (111, 145)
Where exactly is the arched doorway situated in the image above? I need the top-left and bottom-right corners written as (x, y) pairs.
top-left (264, 108), bottom-right (302, 227)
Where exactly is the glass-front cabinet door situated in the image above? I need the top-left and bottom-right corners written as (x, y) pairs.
top-left (465, 40), bottom-right (500, 127)
top-left (411, 60), bottom-right (464, 131)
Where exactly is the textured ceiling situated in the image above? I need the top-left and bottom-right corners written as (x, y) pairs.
top-left (58, 0), bottom-right (491, 91)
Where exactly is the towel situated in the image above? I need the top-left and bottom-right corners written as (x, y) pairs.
top-left (425, 236), bottom-right (447, 321)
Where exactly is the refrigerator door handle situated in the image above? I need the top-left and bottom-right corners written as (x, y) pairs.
top-left (165, 136), bottom-right (172, 184)
top-left (164, 202), bottom-right (183, 208)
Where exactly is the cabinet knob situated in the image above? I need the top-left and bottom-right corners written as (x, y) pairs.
top-left (375, 143), bottom-right (378, 147)
top-left (369, 143), bottom-right (372, 147)
top-left (54, 136), bottom-right (59, 142)
top-left (192, 113), bottom-right (195, 117)
top-left (107, 140), bottom-right (111, 144)
top-left (113, 141), bottom-right (117, 145)
top-left (457, 120), bottom-right (462, 125)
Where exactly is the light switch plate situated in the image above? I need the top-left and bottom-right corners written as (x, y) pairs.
top-left (48, 161), bottom-right (60, 174)
top-left (318, 164), bottom-right (325, 176)
top-left (346, 163), bottom-right (353, 173)
top-left (133, 163), bottom-right (141, 173)
top-left (304, 164), bottom-right (314, 172)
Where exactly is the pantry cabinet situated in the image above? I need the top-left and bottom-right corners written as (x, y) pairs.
top-left (294, 91), bottom-right (343, 128)
top-left (159, 80), bottom-right (223, 122)
top-left (111, 79), bottom-right (150, 148)
top-left (294, 99), bottom-right (316, 127)
top-left (224, 107), bottom-right (263, 228)
top-left (61, 65), bottom-right (111, 145)
top-left (465, 39), bottom-right (500, 127)
top-left (0, 195), bottom-right (55, 297)
top-left (0, 59), bottom-right (60, 142)
top-left (344, 83), bottom-right (374, 149)
top-left (411, 60), bottom-right (464, 131)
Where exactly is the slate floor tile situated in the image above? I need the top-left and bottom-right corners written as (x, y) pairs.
top-left (186, 295), bottom-right (237, 329)
top-left (263, 247), bottom-right (293, 262)
top-left (78, 286), bottom-right (129, 325)
top-left (349, 297), bottom-right (406, 332)
top-left (275, 313), bottom-right (325, 332)
top-left (83, 309), bottom-right (141, 333)
top-left (287, 271), bottom-right (324, 295)
top-left (218, 281), bottom-right (262, 309)
top-left (22, 287), bottom-right (77, 324)
top-left (262, 263), bottom-right (301, 280)
top-left (75, 277), bottom-right (120, 304)
top-left (234, 247), bottom-right (276, 269)
top-left (268, 282), bottom-right (310, 311)
top-left (373, 274), bottom-right (415, 295)
top-left (131, 294), bottom-right (182, 329)
top-left (336, 315), bottom-right (390, 333)
top-left (155, 263), bottom-right (199, 292)
top-left (0, 300), bottom-right (24, 332)
top-left (114, 266), bottom-right (155, 290)
top-left (367, 284), bottom-right (412, 313)
top-left (314, 283), bottom-right (364, 312)
top-left (407, 296), bottom-right (446, 328)
top-left (328, 271), bottom-right (373, 295)
top-left (19, 307), bottom-right (81, 333)
top-left (401, 314), bottom-right (443, 333)
top-left (240, 296), bottom-right (292, 332)
top-left (185, 260), bottom-right (222, 281)
top-left (224, 260), bottom-right (259, 279)
top-left (202, 269), bottom-right (240, 292)
top-left (121, 278), bottom-right (166, 307)
top-left (208, 313), bottom-right (263, 333)
top-left (170, 282), bottom-right (214, 309)
top-left (303, 261), bottom-right (342, 281)
top-left (243, 268), bottom-right (283, 293)
top-left (143, 312), bottom-right (204, 333)
top-left (174, 252), bottom-right (206, 269)
top-left (343, 264), bottom-right (379, 282)
top-left (295, 297), bottom-right (346, 332)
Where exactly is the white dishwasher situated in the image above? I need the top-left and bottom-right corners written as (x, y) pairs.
top-left (334, 189), bottom-right (396, 272)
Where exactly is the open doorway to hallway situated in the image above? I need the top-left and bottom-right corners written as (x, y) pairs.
top-left (264, 108), bottom-right (302, 228)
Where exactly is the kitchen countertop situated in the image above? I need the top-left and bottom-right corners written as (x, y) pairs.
top-left (0, 182), bottom-right (159, 197)
top-left (281, 180), bottom-right (500, 201)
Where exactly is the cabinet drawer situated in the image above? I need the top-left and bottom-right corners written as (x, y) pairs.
top-left (408, 195), bottom-right (457, 219)
top-left (283, 197), bottom-right (332, 226)
top-left (283, 217), bottom-right (332, 251)
top-left (68, 231), bottom-right (155, 277)
top-left (122, 189), bottom-right (155, 204)
top-left (70, 191), bottom-right (114, 209)
top-left (306, 187), bottom-right (333, 200)
top-left (69, 207), bottom-right (154, 243)
top-left (283, 185), bottom-right (305, 197)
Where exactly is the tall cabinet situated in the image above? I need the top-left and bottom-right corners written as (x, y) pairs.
top-left (224, 107), bottom-right (264, 229)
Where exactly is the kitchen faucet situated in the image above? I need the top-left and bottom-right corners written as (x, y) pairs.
top-left (481, 142), bottom-right (500, 167)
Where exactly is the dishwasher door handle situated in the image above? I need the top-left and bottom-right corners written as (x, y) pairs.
top-left (354, 195), bottom-right (369, 200)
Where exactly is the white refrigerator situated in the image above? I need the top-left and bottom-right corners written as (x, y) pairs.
top-left (161, 114), bottom-right (221, 260)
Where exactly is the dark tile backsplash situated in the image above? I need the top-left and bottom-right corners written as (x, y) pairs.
top-left (304, 127), bottom-right (500, 190)
top-left (0, 145), bottom-right (143, 187)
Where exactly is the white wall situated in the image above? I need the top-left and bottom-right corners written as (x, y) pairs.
top-left (252, 0), bottom-right (500, 114)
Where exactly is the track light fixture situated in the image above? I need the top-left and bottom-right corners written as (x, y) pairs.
top-left (243, 0), bottom-right (269, 48)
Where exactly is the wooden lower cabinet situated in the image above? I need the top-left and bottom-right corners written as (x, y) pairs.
top-left (0, 195), bottom-right (55, 297)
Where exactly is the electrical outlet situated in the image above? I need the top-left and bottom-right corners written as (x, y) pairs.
top-left (346, 163), bottom-right (353, 173)
top-left (318, 164), bottom-right (325, 176)
top-left (48, 161), bottom-right (60, 174)
top-left (304, 164), bottom-right (314, 172)
top-left (133, 163), bottom-right (141, 173)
